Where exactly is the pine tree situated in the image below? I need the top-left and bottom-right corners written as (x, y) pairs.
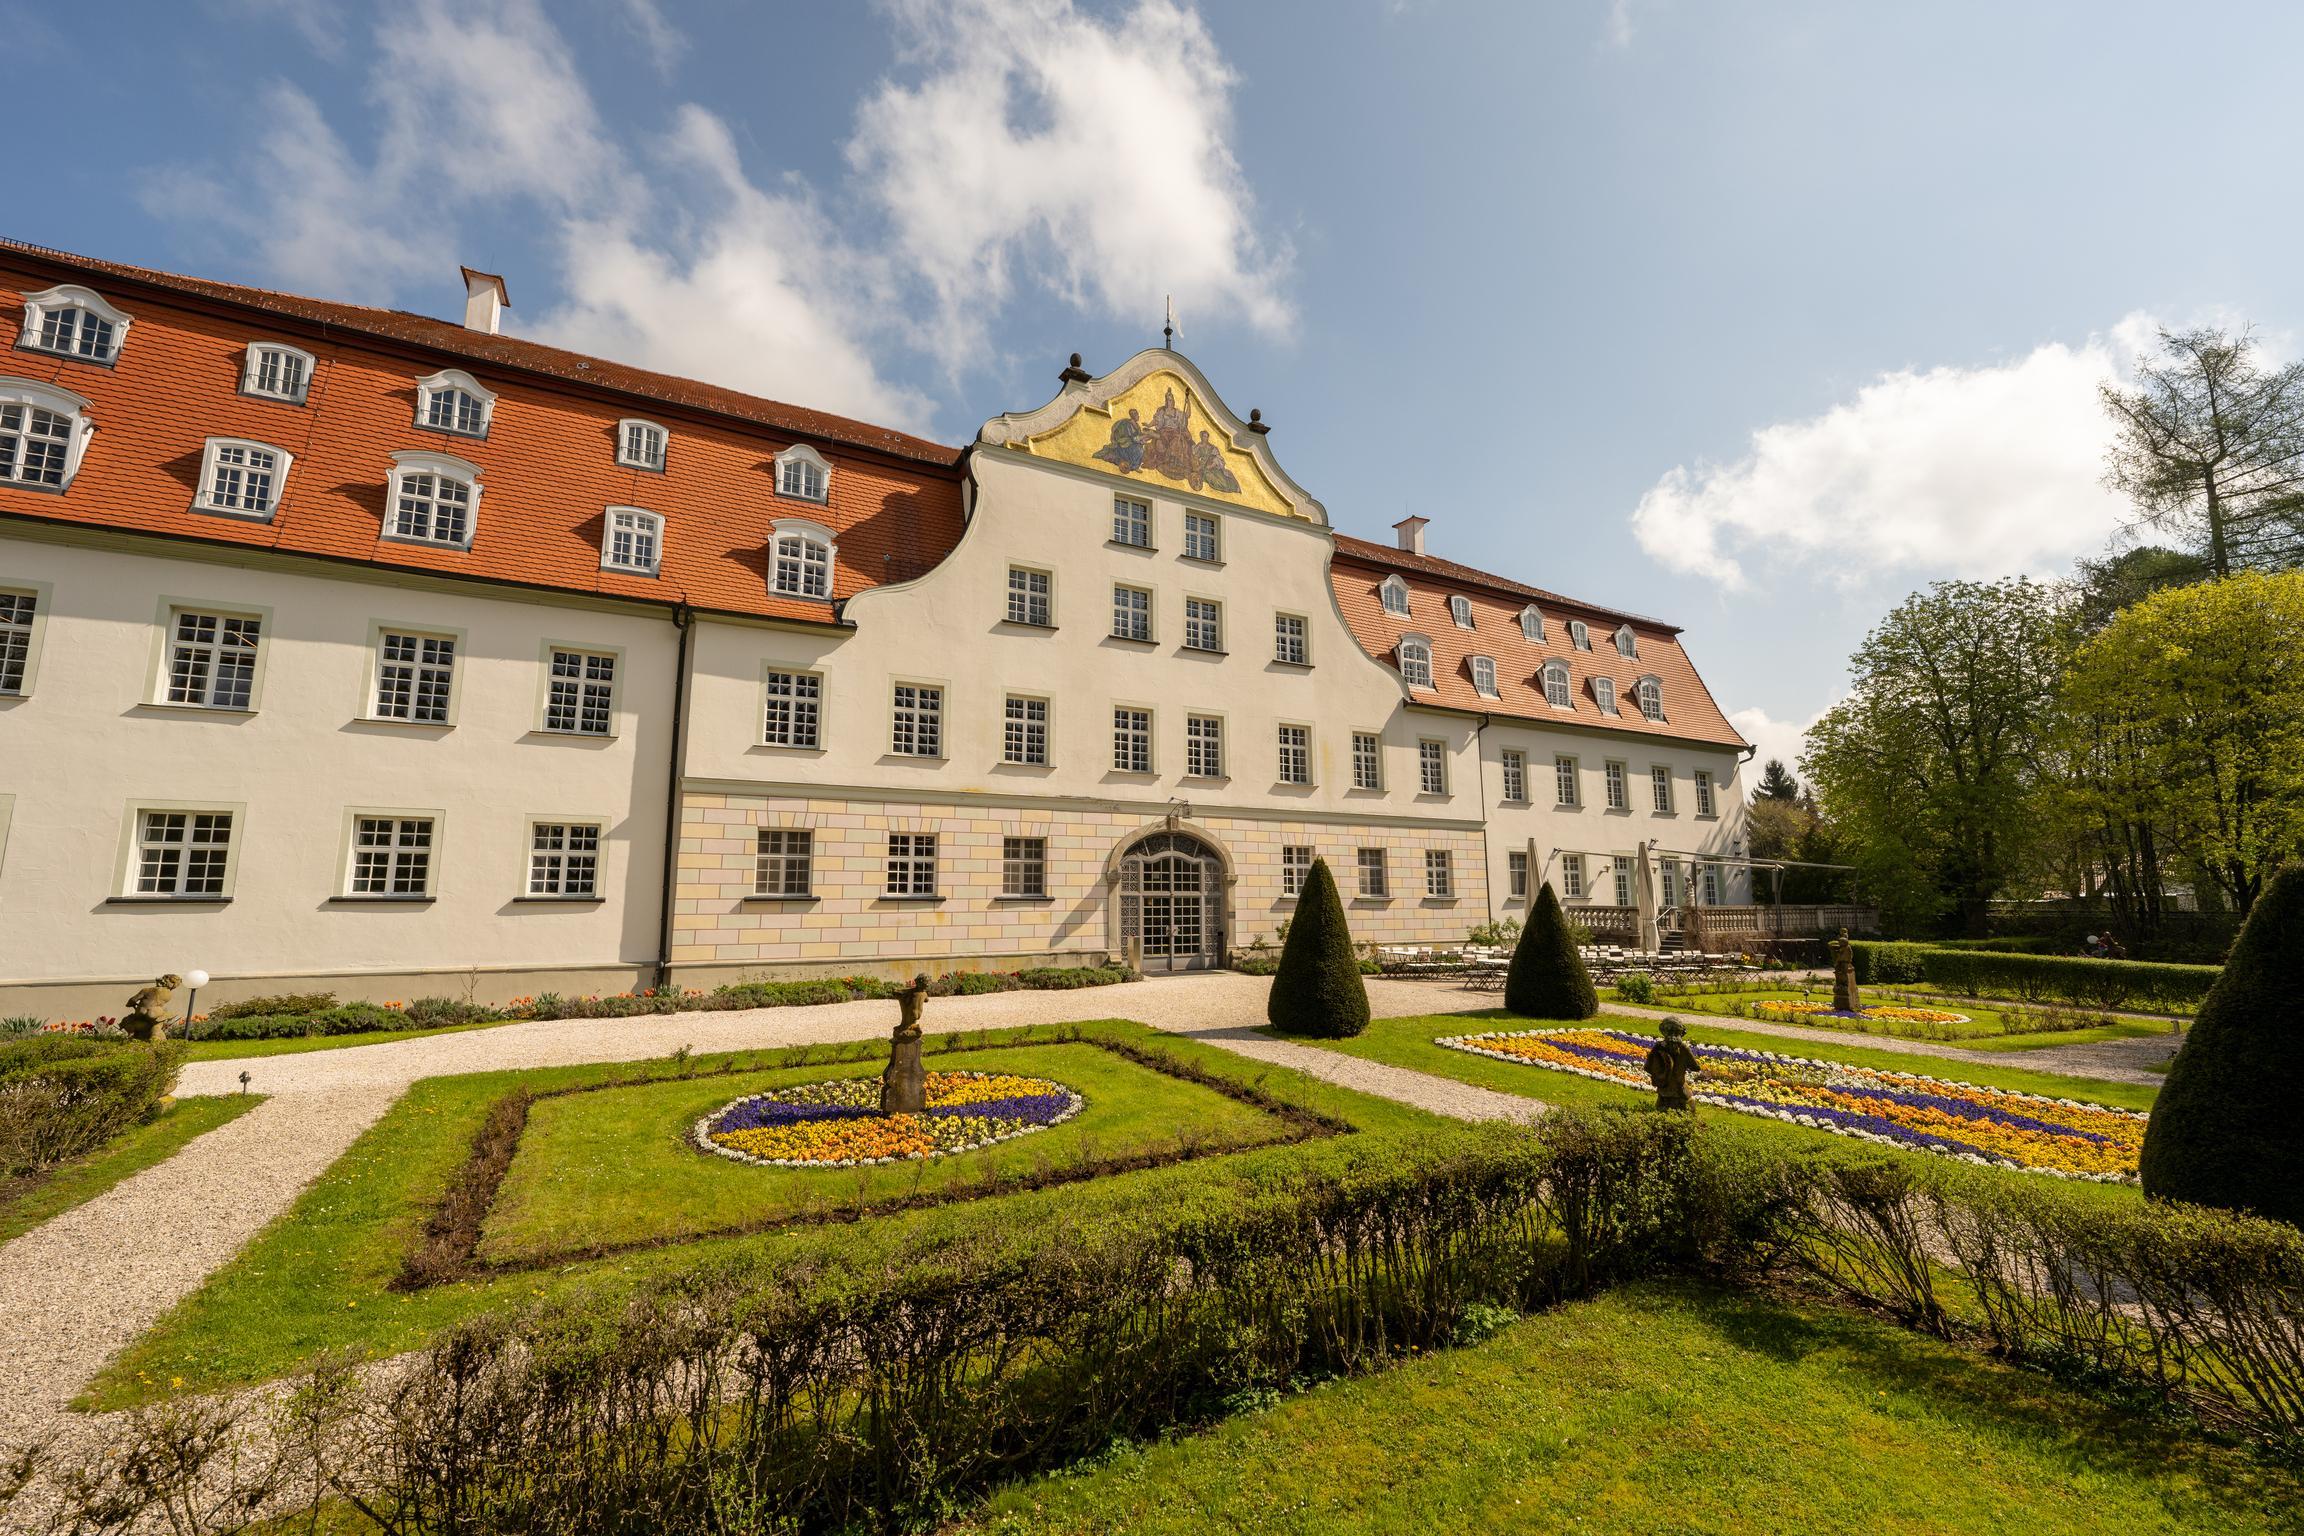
top-left (1506, 882), bottom-right (1598, 1020)
top-left (1754, 759), bottom-right (1802, 802)
top-left (2138, 866), bottom-right (2304, 1225)
top-left (1266, 857), bottom-right (1371, 1038)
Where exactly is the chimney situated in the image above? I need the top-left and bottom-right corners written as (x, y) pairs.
top-left (1392, 514), bottom-right (1429, 556)
top-left (460, 267), bottom-right (508, 335)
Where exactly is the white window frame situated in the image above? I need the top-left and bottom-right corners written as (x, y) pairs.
top-left (1593, 676), bottom-right (1619, 715)
top-left (1186, 712), bottom-right (1225, 778)
top-left (1356, 846), bottom-right (1389, 898)
top-left (1274, 612), bottom-right (1309, 665)
top-left (1112, 495), bottom-right (1152, 547)
top-left (768, 518), bottom-right (836, 600)
top-left (1508, 850), bottom-right (1529, 899)
top-left (1351, 731), bottom-right (1382, 791)
top-left (1637, 675), bottom-right (1666, 722)
top-left (1006, 565), bottom-right (1054, 626)
top-left (1542, 660), bottom-right (1572, 709)
top-left (1397, 633), bottom-right (1434, 690)
top-left (339, 808), bottom-right (441, 899)
top-left (1281, 844), bottom-right (1313, 897)
top-left (1418, 738), bottom-right (1448, 796)
top-left (761, 667), bottom-right (823, 749)
top-left (1615, 624), bottom-right (1640, 659)
top-left (1002, 836), bottom-right (1048, 898)
top-left (1501, 748), bottom-right (1526, 803)
top-left (1555, 754), bottom-right (1580, 807)
top-left (1112, 583), bottom-right (1154, 642)
top-left (240, 342), bottom-right (316, 404)
top-left (385, 449), bottom-right (482, 550)
top-left (367, 623), bottom-right (462, 726)
top-left (1183, 595), bottom-right (1223, 652)
top-left (1651, 764), bottom-right (1675, 813)
top-left (18, 284), bottom-right (131, 364)
top-left (616, 418), bottom-right (668, 472)
top-left (1449, 594), bottom-right (1474, 629)
top-left (1605, 760), bottom-right (1629, 811)
top-left (525, 817), bottom-right (604, 900)
top-left (413, 368), bottom-right (496, 438)
top-left (1425, 848), bottom-right (1454, 899)
top-left (601, 506), bottom-right (663, 575)
top-left (538, 643), bottom-right (621, 737)
top-left (0, 580), bottom-right (53, 697)
top-left (1695, 769), bottom-right (1718, 818)
top-left (1112, 704), bottom-right (1154, 774)
top-left (775, 444), bottom-right (832, 503)
top-left (1519, 605), bottom-right (1545, 642)
top-left (1277, 722), bottom-right (1312, 786)
top-left (1004, 693), bottom-right (1050, 765)
top-left (0, 377), bottom-right (96, 491)
top-left (193, 437), bottom-right (292, 521)
top-left (1561, 852), bottom-right (1586, 900)
top-left (755, 828), bottom-right (815, 897)
top-left (116, 802), bottom-right (242, 901)
top-left (891, 681), bottom-right (945, 757)
top-left (1702, 863), bottom-right (1722, 905)
top-left (154, 602), bottom-right (268, 712)
top-left (1569, 620), bottom-right (1591, 651)
top-left (1470, 654), bottom-right (1498, 698)
top-left (1615, 862), bottom-right (1635, 906)
top-left (1379, 574), bottom-right (1411, 617)
top-left (885, 831), bottom-right (939, 898)
top-left (1182, 510), bottom-right (1221, 562)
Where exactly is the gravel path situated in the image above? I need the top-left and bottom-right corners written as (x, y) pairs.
top-left (1596, 1002), bottom-right (2174, 1086)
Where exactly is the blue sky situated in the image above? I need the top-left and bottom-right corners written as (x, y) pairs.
top-left (13, 0), bottom-right (2301, 772)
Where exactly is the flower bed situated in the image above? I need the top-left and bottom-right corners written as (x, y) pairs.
top-left (1436, 1028), bottom-right (2144, 1182)
top-left (696, 1070), bottom-right (1084, 1168)
top-left (1748, 1000), bottom-right (1972, 1026)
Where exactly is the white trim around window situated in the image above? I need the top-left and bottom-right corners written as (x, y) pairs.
top-left (335, 807), bottom-right (443, 900)
top-left (1396, 632), bottom-right (1434, 690)
top-left (890, 679), bottom-right (947, 758)
top-left (759, 664), bottom-right (826, 751)
top-left (17, 284), bottom-right (132, 364)
top-left (240, 342), bottom-right (316, 404)
top-left (364, 621), bottom-right (464, 727)
top-left (193, 437), bottom-right (292, 521)
top-left (616, 418), bottom-right (668, 471)
top-left (112, 800), bottom-right (244, 902)
top-left (413, 368), bottom-right (496, 437)
top-left (1273, 611), bottom-right (1309, 666)
top-left (600, 505), bottom-right (664, 575)
top-left (522, 815), bottom-right (607, 901)
top-left (146, 597), bottom-right (273, 713)
top-left (1469, 654), bottom-right (1498, 698)
top-left (774, 443), bottom-right (832, 503)
top-left (384, 449), bottom-right (483, 549)
top-left (0, 376), bottom-right (97, 491)
top-left (534, 641), bottom-right (624, 737)
top-left (1636, 674), bottom-right (1666, 722)
top-left (1379, 574), bottom-right (1410, 617)
top-left (768, 517), bottom-right (836, 599)
top-left (0, 579), bottom-right (53, 698)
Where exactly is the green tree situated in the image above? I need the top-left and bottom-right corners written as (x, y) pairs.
top-left (2060, 570), bottom-right (2304, 916)
top-left (1265, 857), bottom-right (1369, 1037)
top-left (1745, 795), bottom-right (1850, 905)
top-left (1506, 883), bottom-right (1597, 1019)
top-left (2070, 544), bottom-right (2210, 632)
top-left (2138, 865), bottom-right (2304, 1225)
top-left (1752, 758), bottom-right (1802, 802)
top-left (1803, 579), bottom-right (2066, 935)
top-left (2102, 327), bottom-right (2304, 577)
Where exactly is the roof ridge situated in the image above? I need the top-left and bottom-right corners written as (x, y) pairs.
top-left (1330, 531), bottom-right (1680, 632)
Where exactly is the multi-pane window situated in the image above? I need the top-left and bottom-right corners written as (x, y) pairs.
top-left (603, 508), bottom-right (662, 574)
top-left (618, 419), bottom-right (667, 470)
top-left (1418, 739), bottom-right (1447, 795)
top-left (1508, 850), bottom-right (1529, 899)
top-left (1695, 770), bottom-right (1717, 817)
top-left (1113, 706), bottom-right (1152, 772)
top-left (1519, 606), bottom-right (1544, 641)
top-left (1615, 862), bottom-right (1634, 906)
top-left (772, 531), bottom-right (832, 598)
top-left (350, 816), bottom-right (432, 896)
top-left (1380, 576), bottom-right (1410, 616)
top-left (27, 293), bottom-right (123, 362)
top-left (1569, 621), bottom-right (1591, 651)
top-left (1616, 625), bottom-right (1640, 659)
top-left (1702, 863), bottom-right (1721, 905)
top-left (1184, 596), bottom-right (1223, 651)
top-left (1183, 511), bottom-right (1220, 561)
top-left (762, 670), bottom-right (821, 748)
top-left (1605, 761), bottom-right (1629, 810)
top-left (1112, 584), bottom-right (1152, 641)
top-left (1542, 661), bottom-right (1571, 708)
top-left (892, 683), bottom-right (943, 756)
top-left (390, 467), bottom-right (474, 546)
top-left (1274, 613), bottom-right (1307, 665)
top-left (1638, 677), bottom-right (1665, 722)
top-left (1398, 637), bottom-right (1433, 688)
top-left (1593, 676), bottom-right (1618, 715)
top-left (0, 590), bottom-right (35, 694)
top-left (777, 451), bottom-right (829, 502)
top-left (1113, 495), bottom-right (1151, 547)
top-left (1449, 595), bottom-right (1474, 628)
top-left (166, 611), bottom-right (261, 709)
top-left (886, 832), bottom-right (937, 896)
top-left (244, 345), bottom-right (311, 403)
top-left (1352, 732), bottom-right (1382, 790)
top-left (1471, 655), bottom-right (1497, 697)
top-left (1356, 847), bottom-right (1388, 898)
top-left (1425, 849), bottom-right (1454, 898)
top-left (1186, 714), bottom-right (1224, 777)
top-left (424, 385), bottom-right (488, 435)
top-left (1004, 695), bottom-right (1049, 764)
top-left (1006, 566), bottom-right (1052, 625)
top-left (1661, 864), bottom-right (1681, 907)
top-left (1651, 765), bottom-right (1674, 812)
top-left (1555, 755), bottom-right (1579, 807)
top-left (545, 649), bottom-right (617, 735)
top-left (200, 441), bottom-right (283, 517)
top-left (1002, 837), bottom-right (1047, 898)
top-left (1277, 723), bottom-right (1311, 785)
top-left (754, 829), bottom-right (814, 896)
top-left (0, 401), bottom-right (73, 486)
top-left (1281, 844), bottom-right (1313, 897)
top-left (528, 822), bottom-right (601, 898)
top-left (375, 632), bottom-right (455, 723)
top-left (1561, 852), bottom-right (1585, 899)
top-left (1501, 749), bottom-right (1526, 803)
top-left (133, 810), bottom-right (232, 897)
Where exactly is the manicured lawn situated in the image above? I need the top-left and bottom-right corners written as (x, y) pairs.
top-left (182, 1019), bottom-right (510, 1061)
top-left (1614, 984), bottom-right (2168, 1051)
top-left (0, 1094), bottom-right (264, 1244)
top-left (482, 1040), bottom-right (1297, 1263)
top-left (959, 1280), bottom-right (2301, 1536)
top-left (83, 1021), bottom-right (1483, 1410)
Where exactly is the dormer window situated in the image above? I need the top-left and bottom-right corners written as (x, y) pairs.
top-left (241, 343), bottom-right (315, 404)
top-left (1637, 675), bottom-right (1665, 722)
top-left (385, 450), bottom-right (481, 549)
top-left (1449, 594), bottom-right (1474, 628)
top-left (602, 506), bottom-right (662, 575)
top-left (1569, 620), bottom-right (1591, 651)
top-left (0, 379), bottom-right (94, 490)
top-left (18, 285), bottom-right (131, 364)
top-left (1519, 605), bottom-right (1544, 642)
top-left (770, 518), bottom-right (835, 599)
top-left (1593, 676), bottom-right (1619, 715)
top-left (617, 419), bottom-right (667, 471)
top-left (1380, 575), bottom-right (1410, 617)
top-left (415, 370), bottom-right (495, 438)
top-left (195, 438), bottom-right (291, 521)
top-left (775, 444), bottom-right (831, 503)
top-left (1397, 634), bottom-right (1434, 689)
top-left (1614, 624), bottom-right (1639, 659)
top-left (1470, 655), bottom-right (1498, 697)
top-left (1542, 659), bottom-right (1571, 708)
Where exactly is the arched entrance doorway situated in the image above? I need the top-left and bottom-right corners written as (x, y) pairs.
top-left (1116, 831), bottom-right (1226, 972)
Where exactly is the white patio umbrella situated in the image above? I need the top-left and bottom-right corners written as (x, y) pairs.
top-left (1634, 841), bottom-right (1660, 953)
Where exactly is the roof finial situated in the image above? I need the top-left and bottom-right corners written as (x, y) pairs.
top-left (1247, 407), bottom-right (1268, 436)
top-left (1163, 294), bottom-right (1176, 349)
top-left (1058, 351), bottom-right (1090, 384)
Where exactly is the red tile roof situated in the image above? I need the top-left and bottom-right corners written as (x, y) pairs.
top-left (0, 240), bottom-right (964, 623)
top-left (1329, 539), bottom-right (1749, 751)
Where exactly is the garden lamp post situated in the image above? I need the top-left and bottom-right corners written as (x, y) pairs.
top-left (181, 968), bottom-right (209, 1037)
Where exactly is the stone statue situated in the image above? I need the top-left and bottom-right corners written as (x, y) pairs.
top-left (1643, 1016), bottom-right (1700, 1112)
top-left (121, 974), bottom-right (183, 1043)
top-left (880, 973), bottom-right (931, 1115)
top-left (1829, 927), bottom-right (1858, 1015)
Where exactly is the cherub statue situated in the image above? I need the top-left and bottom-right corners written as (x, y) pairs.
top-left (1643, 1016), bottom-right (1700, 1112)
top-left (880, 973), bottom-right (931, 1114)
top-left (122, 973), bottom-right (183, 1042)
top-left (1829, 927), bottom-right (1858, 1015)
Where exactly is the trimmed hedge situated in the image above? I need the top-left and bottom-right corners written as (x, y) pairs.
top-left (0, 1037), bottom-right (182, 1176)
top-left (1507, 883), bottom-right (1598, 1020)
top-left (1850, 941), bottom-right (2218, 1012)
top-left (1267, 857), bottom-right (1370, 1037)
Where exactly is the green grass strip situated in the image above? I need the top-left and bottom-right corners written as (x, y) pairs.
top-left (1, 1095), bottom-right (264, 1244)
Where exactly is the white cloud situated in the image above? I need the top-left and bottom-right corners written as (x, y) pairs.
top-left (1727, 705), bottom-right (1827, 785)
top-left (848, 0), bottom-right (1292, 368)
top-left (1631, 325), bottom-right (2151, 591)
top-left (1603, 0), bottom-right (1637, 48)
top-left (613, 0), bottom-right (686, 77)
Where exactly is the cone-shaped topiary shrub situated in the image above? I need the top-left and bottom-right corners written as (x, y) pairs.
top-left (2139, 866), bottom-right (2304, 1225)
top-left (1266, 856), bottom-right (1370, 1038)
top-left (1507, 882), bottom-right (1599, 1020)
